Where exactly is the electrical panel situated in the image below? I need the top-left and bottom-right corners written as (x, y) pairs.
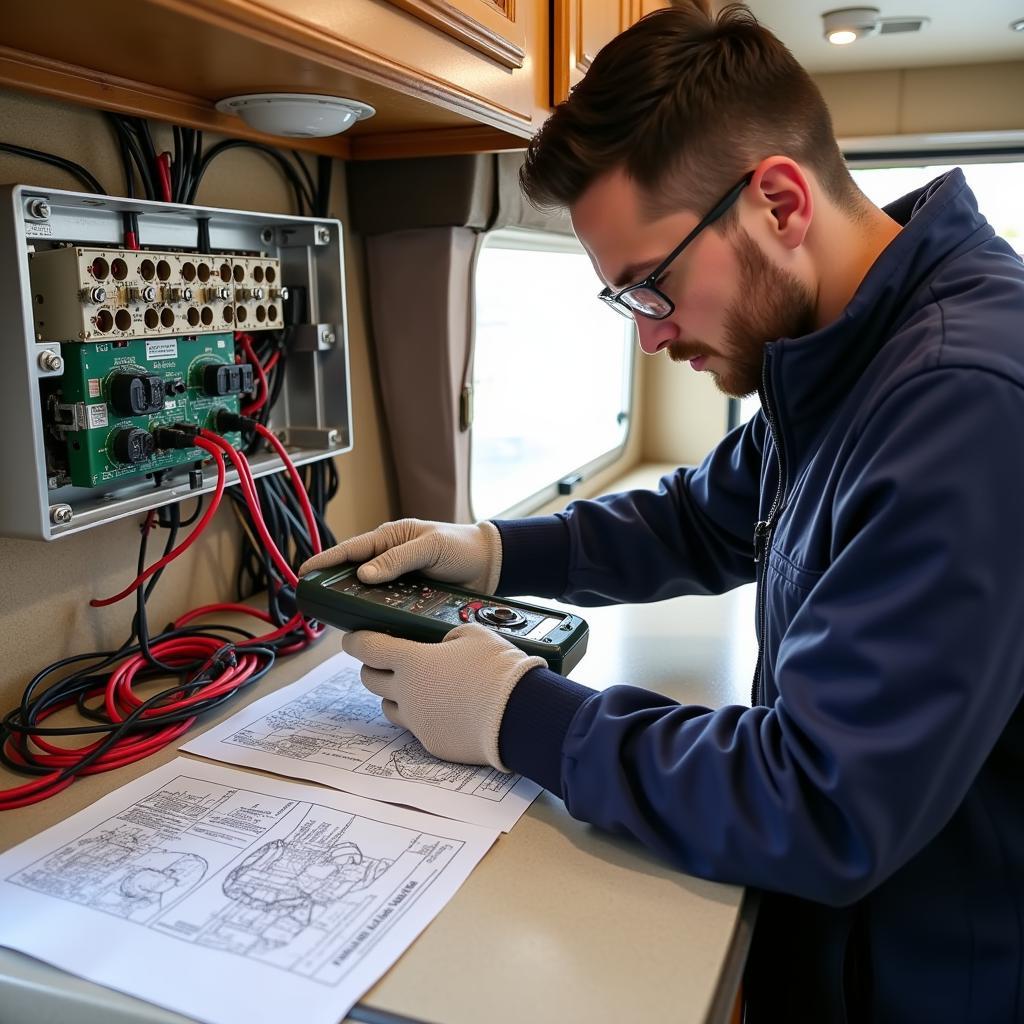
top-left (0, 185), bottom-right (352, 540)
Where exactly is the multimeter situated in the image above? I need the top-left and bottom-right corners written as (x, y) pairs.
top-left (296, 564), bottom-right (589, 675)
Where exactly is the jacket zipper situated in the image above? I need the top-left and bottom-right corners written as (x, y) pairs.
top-left (751, 356), bottom-right (787, 706)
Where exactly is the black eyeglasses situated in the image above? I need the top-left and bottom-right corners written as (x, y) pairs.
top-left (598, 171), bottom-right (755, 321)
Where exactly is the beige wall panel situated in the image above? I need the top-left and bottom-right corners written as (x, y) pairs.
top-left (0, 88), bottom-right (393, 707)
top-left (642, 356), bottom-right (729, 466)
top-left (814, 62), bottom-right (1024, 140)
top-left (900, 63), bottom-right (1024, 134)
top-left (812, 70), bottom-right (902, 139)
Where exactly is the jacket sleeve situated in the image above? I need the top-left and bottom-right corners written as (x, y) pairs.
top-left (501, 368), bottom-right (1024, 907)
top-left (493, 412), bottom-right (765, 605)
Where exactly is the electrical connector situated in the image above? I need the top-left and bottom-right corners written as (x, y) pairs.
top-left (152, 426), bottom-right (198, 450)
top-left (214, 408), bottom-right (258, 434)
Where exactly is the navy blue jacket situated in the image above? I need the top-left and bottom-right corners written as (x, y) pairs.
top-left (494, 170), bottom-right (1024, 1022)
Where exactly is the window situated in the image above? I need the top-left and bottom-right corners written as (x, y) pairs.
top-left (733, 156), bottom-right (1024, 426)
top-left (471, 229), bottom-right (634, 519)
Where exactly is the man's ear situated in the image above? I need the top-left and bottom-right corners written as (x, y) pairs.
top-left (750, 158), bottom-right (813, 251)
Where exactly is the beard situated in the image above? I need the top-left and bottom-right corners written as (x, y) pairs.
top-left (667, 227), bottom-right (816, 398)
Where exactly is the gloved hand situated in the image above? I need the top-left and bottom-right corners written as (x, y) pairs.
top-left (299, 518), bottom-right (503, 594)
top-left (343, 623), bottom-right (545, 770)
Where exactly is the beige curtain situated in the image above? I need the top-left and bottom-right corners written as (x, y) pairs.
top-left (352, 153), bottom-right (571, 521)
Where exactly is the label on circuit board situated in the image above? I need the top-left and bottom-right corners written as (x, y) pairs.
top-left (145, 339), bottom-right (178, 361)
top-left (86, 404), bottom-right (108, 429)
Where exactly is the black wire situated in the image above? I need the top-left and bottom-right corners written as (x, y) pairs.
top-left (178, 495), bottom-right (205, 528)
top-left (188, 140), bottom-right (313, 212)
top-left (3, 646), bottom-right (277, 786)
top-left (0, 143), bottom-right (106, 195)
top-left (315, 155), bottom-right (332, 217)
top-left (106, 115), bottom-right (158, 201)
top-left (291, 151), bottom-right (317, 211)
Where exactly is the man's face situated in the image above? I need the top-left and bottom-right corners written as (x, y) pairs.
top-left (571, 168), bottom-right (815, 398)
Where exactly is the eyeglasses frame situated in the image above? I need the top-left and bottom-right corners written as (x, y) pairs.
top-left (598, 171), bottom-right (756, 321)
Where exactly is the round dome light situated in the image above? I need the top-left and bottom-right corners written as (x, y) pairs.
top-left (215, 94), bottom-right (376, 138)
top-left (822, 7), bottom-right (880, 45)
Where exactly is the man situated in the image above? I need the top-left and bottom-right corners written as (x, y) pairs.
top-left (301, 3), bottom-right (1024, 1020)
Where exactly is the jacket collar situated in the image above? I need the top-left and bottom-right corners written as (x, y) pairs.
top-left (760, 168), bottom-right (993, 462)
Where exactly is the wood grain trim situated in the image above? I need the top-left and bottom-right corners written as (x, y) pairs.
top-left (385, 0), bottom-right (525, 70)
top-left (349, 123), bottom-right (527, 159)
top-left (0, 45), bottom-right (351, 158)
top-left (174, 0), bottom-right (533, 134)
top-left (552, 0), bottom-right (571, 105)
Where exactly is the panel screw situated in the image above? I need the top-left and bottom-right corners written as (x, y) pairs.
top-left (27, 198), bottom-right (51, 220)
top-left (49, 504), bottom-right (73, 525)
top-left (38, 350), bottom-right (63, 373)
top-left (316, 227), bottom-right (331, 244)
top-left (260, 228), bottom-right (274, 244)
top-left (327, 429), bottom-right (339, 445)
top-left (322, 330), bottom-right (336, 346)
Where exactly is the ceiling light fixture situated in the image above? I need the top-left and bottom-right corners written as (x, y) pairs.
top-left (1010, 17), bottom-right (1024, 31)
top-left (215, 94), bottom-right (376, 138)
top-left (822, 7), bottom-right (881, 44)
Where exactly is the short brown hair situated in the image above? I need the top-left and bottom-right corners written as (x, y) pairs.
top-left (521, 2), bottom-right (864, 221)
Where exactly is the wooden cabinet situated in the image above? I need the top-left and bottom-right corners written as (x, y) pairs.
top-left (551, 0), bottom-right (672, 105)
top-left (0, 0), bottom-right (549, 159)
top-left (552, 0), bottom-right (629, 105)
top-left (631, 0), bottom-right (673, 18)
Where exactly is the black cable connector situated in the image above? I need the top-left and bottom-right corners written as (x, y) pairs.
top-left (152, 426), bottom-right (198, 450)
top-left (214, 409), bottom-right (258, 434)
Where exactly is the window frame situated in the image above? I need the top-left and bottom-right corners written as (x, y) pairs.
top-left (469, 226), bottom-right (637, 520)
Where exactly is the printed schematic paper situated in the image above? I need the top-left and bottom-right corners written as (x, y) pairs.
top-left (0, 758), bottom-right (498, 1024)
top-left (183, 651), bottom-right (541, 832)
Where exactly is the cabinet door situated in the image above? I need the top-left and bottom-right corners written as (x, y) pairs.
top-left (249, 0), bottom-right (541, 132)
top-left (552, 0), bottom-right (630, 104)
top-left (630, 0), bottom-right (671, 19)
top-left (386, 0), bottom-right (527, 71)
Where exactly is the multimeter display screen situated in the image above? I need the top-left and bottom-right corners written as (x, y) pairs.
top-left (325, 575), bottom-right (565, 640)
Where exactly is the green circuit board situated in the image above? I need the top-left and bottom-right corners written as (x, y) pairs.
top-left (52, 333), bottom-right (243, 487)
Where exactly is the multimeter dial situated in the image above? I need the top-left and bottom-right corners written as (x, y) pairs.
top-left (475, 605), bottom-right (527, 629)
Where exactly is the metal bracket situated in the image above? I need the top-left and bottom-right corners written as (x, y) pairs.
top-left (289, 323), bottom-right (339, 351)
top-left (276, 224), bottom-right (333, 247)
top-left (276, 426), bottom-right (343, 448)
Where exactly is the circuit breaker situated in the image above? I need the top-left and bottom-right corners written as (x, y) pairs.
top-left (0, 185), bottom-right (353, 540)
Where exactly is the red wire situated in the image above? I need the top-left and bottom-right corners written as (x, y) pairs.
top-left (89, 438), bottom-right (226, 607)
top-left (2, 422), bottom-right (326, 810)
top-left (237, 333), bottom-right (269, 415)
top-left (253, 422), bottom-right (322, 557)
top-left (156, 152), bottom-right (173, 203)
top-left (199, 431), bottom-right (298, 587)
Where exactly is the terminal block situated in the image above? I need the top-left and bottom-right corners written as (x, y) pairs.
top-left (29, 247), bottom-right (283, 342)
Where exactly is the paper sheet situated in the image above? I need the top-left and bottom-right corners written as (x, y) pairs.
top-left (182, 651), bottom-right (541, 832)
top-left (0, 758), bottom-right (497, 1024)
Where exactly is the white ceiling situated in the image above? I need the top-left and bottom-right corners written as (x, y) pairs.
top-left (739, 0), bottom-right (1024, 72)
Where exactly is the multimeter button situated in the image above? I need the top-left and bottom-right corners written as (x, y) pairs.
top-left (459, 600), bottom-right (485, 622)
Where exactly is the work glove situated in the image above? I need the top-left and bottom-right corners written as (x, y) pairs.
top-left (343, 623), bottom-right (545, 771)
top-left (299, 518), bottom-right (503, 594)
